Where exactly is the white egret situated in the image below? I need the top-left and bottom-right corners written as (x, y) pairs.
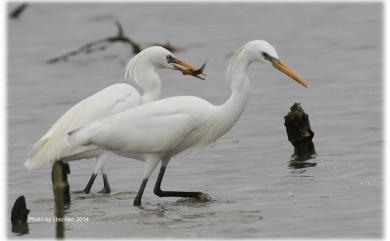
top-left (25, 46), bottom-right (204, 194)
top-left (68, 40), bottom-right (307, 206)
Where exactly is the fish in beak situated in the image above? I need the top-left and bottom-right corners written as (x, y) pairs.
top-left (170, 58), bottom-right (207, 80)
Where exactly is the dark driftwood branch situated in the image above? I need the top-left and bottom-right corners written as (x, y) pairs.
top-left (9, 3), bottom-right (29, 19)
top-left (47, 21), bottom-right (140, 63)
top-left (284, 103), bottom-right (316, 161)
top-left (47, 21), bottom-right (182, 64)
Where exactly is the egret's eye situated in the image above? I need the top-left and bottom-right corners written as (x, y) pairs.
top-left (166, 55), bottom-right (175, 63)
top-left (261, 52), bottom-right (274, 62)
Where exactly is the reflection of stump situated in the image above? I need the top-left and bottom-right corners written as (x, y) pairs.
top-left (11, 195), bottom-right (29, 234)
top-left (284, 103), bottom-right (316, 159)
top-left (52, 161), bottom-right (65, 239)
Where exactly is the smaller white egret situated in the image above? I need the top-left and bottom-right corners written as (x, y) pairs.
top-left (68, 40), bottom-right (307, 206)
top-left (25, 46), bottom-right (204, 194)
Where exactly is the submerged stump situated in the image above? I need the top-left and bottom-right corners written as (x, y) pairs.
top-left (284, 103), bottom-right (316, 160)
top-left (11, 195), bottom-right (30, 234)
top-left (52, 161), bottom-right (67, 239)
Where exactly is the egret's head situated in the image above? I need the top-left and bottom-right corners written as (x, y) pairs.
top-left (245, 40), bottom-right (279, 64)
top-left (127, 46), bottom-right (205, 80)
top-left (141, 46), bottom-right (176, 69)
top-left (244, 40), bottom-right (307, 87)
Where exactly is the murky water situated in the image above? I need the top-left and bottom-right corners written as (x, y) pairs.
top-left (7, 2), bottom-right (383, 238)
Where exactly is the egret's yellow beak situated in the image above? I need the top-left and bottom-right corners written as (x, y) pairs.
top-left (171, 58), bottom-right (207, 80)
top-left (272, 59), bottom-right (307, 88)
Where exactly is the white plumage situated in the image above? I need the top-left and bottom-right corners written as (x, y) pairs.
top-left (68, 40), bottom-right (307, 206)
top-left (25, 46), bottom-right (202, 193)
top-left (25, 83), bottom-right (140, 170)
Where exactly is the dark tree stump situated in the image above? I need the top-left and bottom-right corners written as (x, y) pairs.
top-left (284, 103), bottom-right (316, 160)
top-left (11, 195), bottom-right (29, 234)
top-left (52, 161), bottom-right (66, 239)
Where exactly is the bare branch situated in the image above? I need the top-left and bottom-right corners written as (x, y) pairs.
top-left (115, 20), bottom-right (124, 37)
top-left (47, 21), bottom-right (181, 64)
top-left (9, 3), bottom-right (29, 19)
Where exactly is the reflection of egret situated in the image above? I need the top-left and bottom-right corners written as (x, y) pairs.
top-left (69, 40), bottom-right (307, 206)
top-left (25, 46), bottom-right (203, 194)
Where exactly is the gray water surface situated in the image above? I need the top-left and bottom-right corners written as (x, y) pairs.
top-left (7, 2), bottom-right (383, 238)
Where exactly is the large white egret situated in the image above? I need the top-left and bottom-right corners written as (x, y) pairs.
top-left (25, 46), bottom-right (204, 194)
top-left (68, 40), bottom-right (307, 206)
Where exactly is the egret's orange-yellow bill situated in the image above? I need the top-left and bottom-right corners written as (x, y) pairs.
top-left (272, 60), bottom-right (307, 88)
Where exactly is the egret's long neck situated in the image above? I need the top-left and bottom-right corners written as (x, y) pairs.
top-left (216, 49), bottom-right (252, 137)
top-left (131, 61), bottom-right (162, 104)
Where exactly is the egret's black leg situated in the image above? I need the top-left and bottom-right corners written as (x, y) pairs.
top-left (153, 166), bottom-right (203, 198)
top-left (98, 173), bottom-right (111, 194)
top-left (83, 173), bottom-right (97, 194)
top-left (134, 178), bottom-right (148, 206)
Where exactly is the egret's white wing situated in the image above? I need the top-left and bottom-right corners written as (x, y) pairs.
top-left (69, 112), bottom-right (194, 154)
top-left (25, 83), bottom-right (141, 170)
top-left (68, 96), bottom-right (215, 155)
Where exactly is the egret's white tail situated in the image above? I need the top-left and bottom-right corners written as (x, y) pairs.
top-left (24, 107), bottom-right (82, 170)
top-left (25, 136), bottom-right (57, 170)
top-left (24, 84), bottom-right (139, 170)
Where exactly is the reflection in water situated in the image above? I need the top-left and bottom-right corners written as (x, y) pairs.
top-left (289, 160), bottom-right (317, 169)
top-left (288, 155), bottom-right (317, 169)
top-left (175, 193), bottom-right (212, 203)
top-left (12, 223), bottom-right (29, 235)
top-left (8, 2), bottom-right (382, 237)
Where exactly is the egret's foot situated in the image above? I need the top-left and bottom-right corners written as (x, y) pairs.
top-left (154, 189), bottom-right (206, 199)
top-left (133, 178), bottom-right (148, 207)
top-left (83, 173), bottom-right (97, 194)
top-left (98, 187), bottom-right (111, 194)
top-left (63, 203), bottom-right (71, 210)
top-left (133, 198), bottom-right (141, 206)
top-left (100, 173), bottom-right (111, 194)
